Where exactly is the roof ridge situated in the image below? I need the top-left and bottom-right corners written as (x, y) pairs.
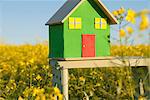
top-left (46, 0), bottom-right (118, 25)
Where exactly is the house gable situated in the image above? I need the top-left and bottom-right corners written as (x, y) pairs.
top-left (46, 0), bottom-right (118, 25)
top-left (63, 0), bottom-right (110, 58)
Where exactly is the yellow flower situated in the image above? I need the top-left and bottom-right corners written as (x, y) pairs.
top-left (118, 7), bottom-right (125, 15)
top-left (18, 96), bottom-right (24, 100)
top-left (112, 11), bottom-right (118, 16)
top-left (36, 74), bottom-right (42, 80)
top-left (119, 29), bottom-right (126, 38)
top-left (141, 9), bottom-right (149, 15)
top-left (138, 95), bottom-right (146, 100)
top-left (69, 74), bottom-right (76, 80)
top-left (35, 96), bottom-right (40, 100)
top-left (33, 88), bottom-right (38, 96)
top-left (126, 26), bottom-right (134, 34)
top-left (49, 93), bottom-right (56, 100)
top-left (33, 87), bottom-right (45, 96)
top-left (58, 93), bottom-right (63, 100)
top-left (54, 87), bottom-right (60, 95)
top-left (20, 61), bottom-right (25, 66)
top-left (139, 15), bottom-right (149, 30)
top-left (79, 76), bottom-right (85, 82)
top-left (41, 94), bottom-right (46, 100)
top-left (29, 58), bottom-right (34, 64)
top-left (42, 65), bottom-right (49, 70)
top-left (126, 9), bottom-right (136, 23)
top-left (90, 71), bottom-right (97, 75)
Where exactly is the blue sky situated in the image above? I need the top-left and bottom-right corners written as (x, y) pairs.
top-left (0, 0), bottom-right (149, 44)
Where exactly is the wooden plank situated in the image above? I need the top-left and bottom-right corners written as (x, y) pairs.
top-left (49, 56), bottom-right (119, 61)
top-left (57, 58), bottom-right (150, 69)
top-left (50, 56), bottom-right (149, 61)
top-left (50, 57), bottom-right (150, 100)
top-left (62, 68), bottom-right (69, 100)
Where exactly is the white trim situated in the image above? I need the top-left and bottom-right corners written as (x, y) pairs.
top-left (56, 58), bottom-right (150, 69)
top-left (62, 0), bottom-right (118, 24)
top-left (62, 0), bottom-right (85, 23)
top-left (49, 0), bottom-right (118, 25)
top-left (95, 0), bottom-right (118, 24)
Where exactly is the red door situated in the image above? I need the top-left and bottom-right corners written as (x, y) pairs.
top-left (82, 34), bottom-right (95, 57)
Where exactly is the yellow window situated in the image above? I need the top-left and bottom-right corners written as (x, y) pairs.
top-left (95, 18), bottom-right (100, 23)
top-left (95, 24), bottom-right (100, 29)
top-left (69, 17), bottom-right (74, 23)
top-left (75, 18), bottom-right (81, 29)
top-left (95, 18), bottom-right (101, 29)
top-left (69, 17), bottom-right (82, 29)
top-left (101, 23), bottom-right (107, 29)
top-left (95, 18), bottom-right (107, 29)
top-left (75, 18), bottom-right (81, 23)
top-left (69, 17), bottom-right (75, 29)
top-left (100, 18), bottom-right (107, 29)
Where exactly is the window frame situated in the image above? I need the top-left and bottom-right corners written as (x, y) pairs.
top-left (69, 17), bottom-right (82, 29)
top-left (95, 18), bottom-right (107, 29)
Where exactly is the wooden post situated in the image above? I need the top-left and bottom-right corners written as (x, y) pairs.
top-left (50, 60), bottom-right (62, 92)
top-left (50, 60), bottom-right (69, 100)
top-left (50, 57), bottom-right (150, 100)
top-left (139, 79), bottom-right (144, 96)
top-left (62, 67), bottom-right (69, 100)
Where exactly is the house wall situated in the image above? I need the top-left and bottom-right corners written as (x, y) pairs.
top-left (49, 24), bottom-right (64, 58)
top-left (63, 0), bottom-right (110, 58)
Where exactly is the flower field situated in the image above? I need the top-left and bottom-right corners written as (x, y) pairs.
top-left (0, 43), bottom-right (149, 100)
top-left (0, 44), bottom-right (62, 100)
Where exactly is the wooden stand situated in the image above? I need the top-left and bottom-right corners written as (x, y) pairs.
top-left (50, 57), bottom-right (150, 100)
